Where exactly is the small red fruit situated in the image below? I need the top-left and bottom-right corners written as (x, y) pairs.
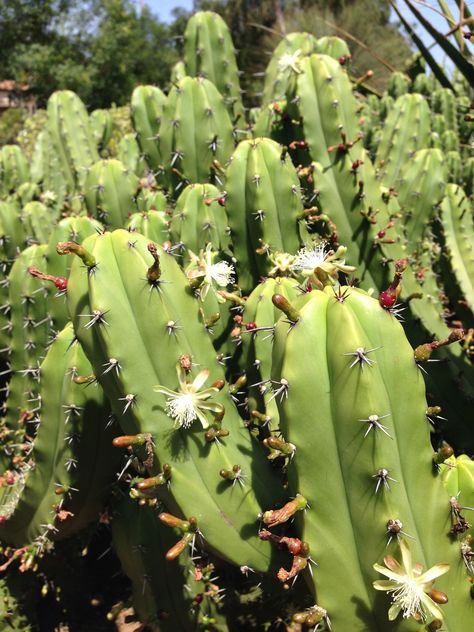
top-left (245, 322), bottom-right (257, 331)
top-left (54, 277), bottom-right (68, 290)
top-left (379, 290), bottom-right (396, 309)
top-left (217, 196), bottom-right (226, 207)
top-left (377, 229), bottom-right (386, 239)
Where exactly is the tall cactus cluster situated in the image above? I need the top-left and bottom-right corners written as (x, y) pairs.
top-left (0, 10), bottom-right (473, 631)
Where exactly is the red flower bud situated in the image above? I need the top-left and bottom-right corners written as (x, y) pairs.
top-left (54, 277), bottom-right (68, 290)
top-left (379, 290), bottom-right (397, 309)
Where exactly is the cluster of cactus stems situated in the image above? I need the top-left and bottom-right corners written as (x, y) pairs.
top-left (0, 9), bottom-right (473, 631)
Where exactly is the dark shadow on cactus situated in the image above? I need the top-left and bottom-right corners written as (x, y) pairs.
top-left (321, 149), bottom-right (347, 174)
top-left (192, 432), bottom-right (229, 459)
top-left (352, 590), bottom-right (406, 630)
top-left (239, 520), bottom-right (262, 542)
top-left (159, 423), bottom-right (191, 461)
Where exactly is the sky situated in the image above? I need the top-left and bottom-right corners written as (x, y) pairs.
top-left (146, 0), bottom-right (194, 22)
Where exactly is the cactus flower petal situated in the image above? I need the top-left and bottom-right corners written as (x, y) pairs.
top-left (155, 364), bottom-right (221, 430)
top-left (373, 540), bottom-right (449, 622)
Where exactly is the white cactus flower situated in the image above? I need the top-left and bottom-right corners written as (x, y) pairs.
top-left (373, 539), bottom-right (449, 622)
top-left (291, 242), bottom-right (356, 288)
top-left (278, 49), bottom-right (303, 74)
top-left (154, 364), bottom-right (223, 430)
top-left (291, 242), bottom-right (328, 273)
top-left (187, 244), bottom-right (235, 300)
top-left (207, 260), bottom-right (235, 287)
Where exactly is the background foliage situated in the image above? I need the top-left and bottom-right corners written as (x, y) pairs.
top-left (0, 0), bottom-right (411, 115)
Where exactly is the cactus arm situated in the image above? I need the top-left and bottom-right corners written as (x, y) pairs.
top-left (84, 159), bottom-right (139, 228)
top-left (0, 323), bottom-right (117, 547)
top-left (397, 148), bottom-right (447, 252)
top-left (271, 286), bottom-right (473, 629)
top-left (47, 91), bottom-right (99, 191)
top-left (65, 230), bottom-right (285, 571)
top-left (158, 77), bottom-right (234, 190)
top-left (226, 138), bottom-right (308, 292)
top-left (112, 496), bottom-right (199, 631)
top-left (183, 11), bottom-right (244, 119)
top-left (438, 184), bottom-right (474, 313)
top-left (131, 85), bottom-right (166, 173)
top-left (170, 183), bottom-right (230, 261)
top-left (374, 94), bottom-right (431, 189)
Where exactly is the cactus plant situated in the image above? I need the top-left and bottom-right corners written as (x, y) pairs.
top-left (0, 323), bottom-right (117, 548)
top-left (46, 90), bottom-right (99, 191)
top-left (269, 281), bottom-right (474, 629)
top-left (63, 229), bottom-right (286, 571)
top-left (0, 11), bottom-right (473, 630)
top-left (158, 76), bottom-right (234, 192)
top-left (131, 85), bottom-right (167, 174)
top-left (183, 11), bottom-right (244, 121)
top-left (84, 159), bottom-right (139, 228)
top-left (225, 138), bottom-right (309, 292)
top-left (169, 183), bottom-right (231, 264)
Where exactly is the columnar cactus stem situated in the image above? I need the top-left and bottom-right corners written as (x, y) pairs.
top-left (63, 229), bottom-right (286, 571)
top-left (269, 284), bottom-right (474, 629)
